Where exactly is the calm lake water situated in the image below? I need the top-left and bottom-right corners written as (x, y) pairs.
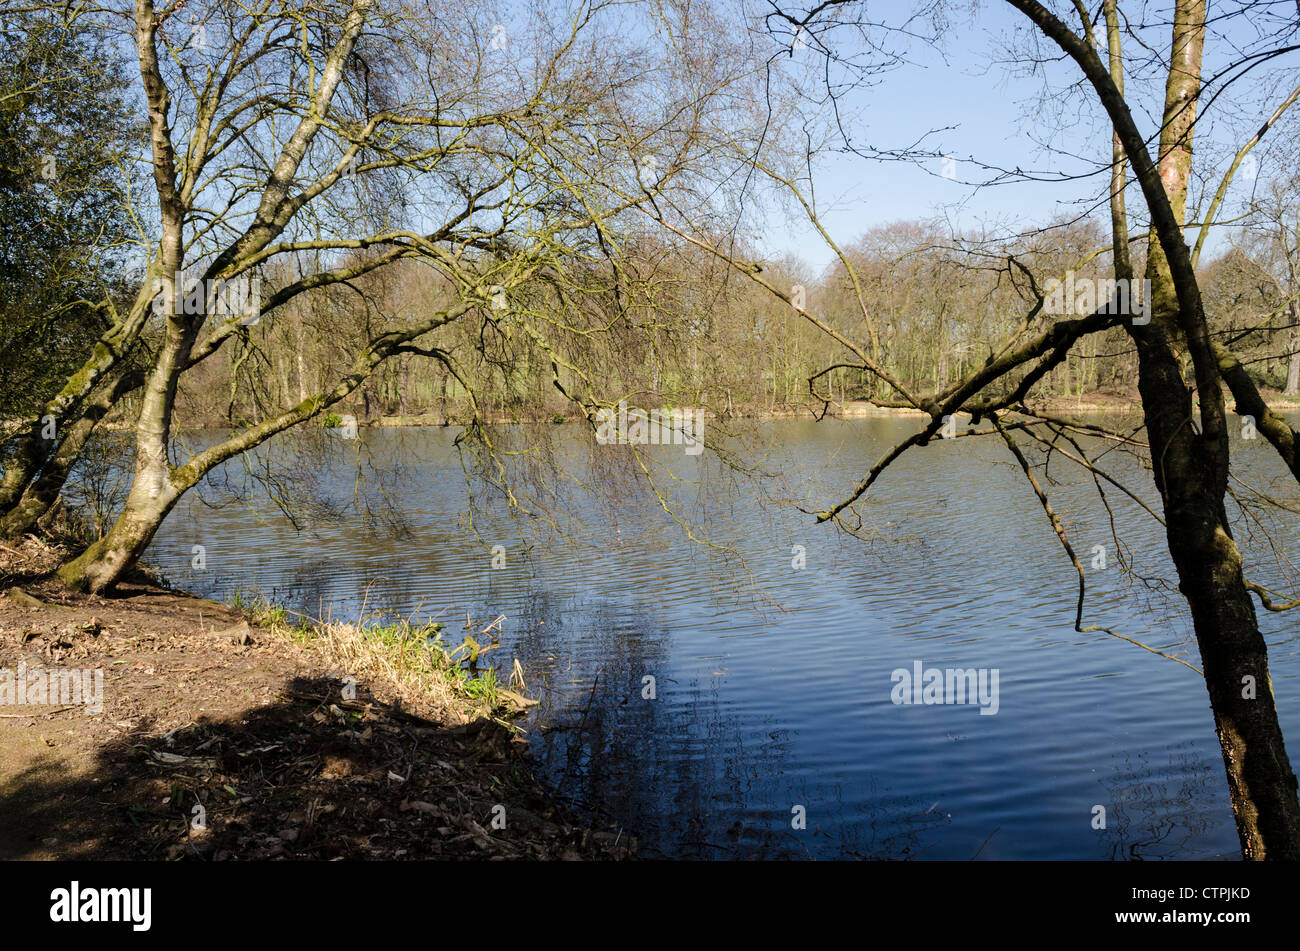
top-left (145, 416), bottom-right (1300, 859)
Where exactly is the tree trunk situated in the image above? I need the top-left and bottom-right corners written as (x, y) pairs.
top-left (1, 421), bottom-right (98, 539)
top-left (1128, 0), bottom-right (1300, 858)
top-left (1285, 302), bottom-right (1300, 396)
top-left (58, 310), bottom-right (197, 592)
top-left (0, 369), bottom-right (143, 539)
top-left (297, 323), bottom-right (309, 404)
top-left (0, 288), bottom-right (157, 514)
top-left (56, 473), bottom-right (180, 592)
top-left (1131, 319), bottom-right (1300, 858)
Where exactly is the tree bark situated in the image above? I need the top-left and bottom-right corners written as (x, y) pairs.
top-left (0, 370), bottom-right (144, 539)
top-left (1285, 302), bottom-right (1300, 396)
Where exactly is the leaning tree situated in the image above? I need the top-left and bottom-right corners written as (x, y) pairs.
top-left (0, 0), bottom-right (763, 590)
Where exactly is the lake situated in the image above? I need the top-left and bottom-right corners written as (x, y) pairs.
top-left (145, 415), bottom-right (1300, 859)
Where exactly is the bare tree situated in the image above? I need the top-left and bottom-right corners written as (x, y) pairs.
top-left (0, 0), bottom-right (763, 590)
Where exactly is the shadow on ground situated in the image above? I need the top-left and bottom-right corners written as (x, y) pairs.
top-left (0, 672), bottom-right (630, 860)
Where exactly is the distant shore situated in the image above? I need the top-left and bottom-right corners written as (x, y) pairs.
top-left (46, 389), bottom-right (1300, 435)
top-left (361, 391), bottom-right (1300, 428)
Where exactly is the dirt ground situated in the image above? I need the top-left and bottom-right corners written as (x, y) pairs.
top-left (0, 555), bottom-right (632, 861)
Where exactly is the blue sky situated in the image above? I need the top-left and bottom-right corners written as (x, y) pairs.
top-left (748, 0), bottom-right (1292, 274)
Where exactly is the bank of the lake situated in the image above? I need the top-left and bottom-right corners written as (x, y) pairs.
top-left (0, 540), bottom-right (632, 860)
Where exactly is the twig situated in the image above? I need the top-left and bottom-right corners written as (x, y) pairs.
top-left (992, 415), bottom-right (1202, 675)
top-left (554, 673), bottom-right (600, 795)
top-left (971, 826), bottom-right (1000, 860)
top-left (0, 706), bottom-right (77, 718)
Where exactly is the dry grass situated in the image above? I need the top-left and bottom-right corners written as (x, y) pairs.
top-left (255, 609), bottom-right (534, 728)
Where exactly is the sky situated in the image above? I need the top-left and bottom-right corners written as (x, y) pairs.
top-left (103, 0), bottom-right (1296, 278)
top-left (745, 0), bottom-right (1292, 275)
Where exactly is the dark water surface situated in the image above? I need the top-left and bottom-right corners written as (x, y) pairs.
top-left (146, 416), bottom-right (1300, 859)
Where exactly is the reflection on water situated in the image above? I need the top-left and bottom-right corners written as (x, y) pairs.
top-left (145, 417), bottom-right (1300, 859)
top-left (1098, 745), bottom-right (1222, 861)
